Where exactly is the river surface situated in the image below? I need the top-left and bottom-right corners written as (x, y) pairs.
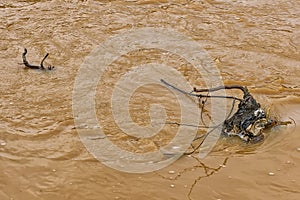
top-left (1, 0), bottom-right (300, 200)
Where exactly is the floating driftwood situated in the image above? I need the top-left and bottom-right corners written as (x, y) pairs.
top-left (21, 48), bottom-right (54, 70)
top-left (161, 79), bottom-right (290, 145)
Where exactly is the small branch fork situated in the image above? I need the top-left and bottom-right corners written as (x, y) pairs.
top-left (160, 78), bottom-right (244, 123)
top-left (160, 78), bottom-right (245, 126)
top-left (21, 48), bottom-right (54, 70)
top-left (193, 84), bottom-right (248, 95)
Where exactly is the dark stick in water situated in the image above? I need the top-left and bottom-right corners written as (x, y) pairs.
top-left (22, 48), bottom-right (54, 70)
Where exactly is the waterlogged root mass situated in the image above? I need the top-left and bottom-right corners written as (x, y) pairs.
top-left (161, 79), bottom-right (290, 145)
top-left (21, 48), bottom-right (54, 70)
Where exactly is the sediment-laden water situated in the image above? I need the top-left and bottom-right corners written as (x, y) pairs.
top-left (1, 1), bottom-right (299, 200)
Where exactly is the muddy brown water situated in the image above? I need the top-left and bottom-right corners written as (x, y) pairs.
top-left (1, 0), bottom-right (300, 200)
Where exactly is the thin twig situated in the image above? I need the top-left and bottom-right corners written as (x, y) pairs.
top-left (184, 124), bottom-right (222, 155)
top-left (199, 94), bottom-right (209, 126)
top-left (191, 98), bottom-right (237, 145)
top-left (40, 53), bottom-right (49, 69)
top-left (160, 79), bottom-right (242, 101)
top-left (193, 85), bottom-right (248, 95)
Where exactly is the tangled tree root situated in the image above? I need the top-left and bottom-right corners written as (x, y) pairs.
top-left (161, 79), bottom-right (290, 146)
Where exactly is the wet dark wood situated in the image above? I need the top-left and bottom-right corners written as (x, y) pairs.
top-left (22, 48), bottom-right (54, 70)
top-left (161, 79), bottom-right (278, 144)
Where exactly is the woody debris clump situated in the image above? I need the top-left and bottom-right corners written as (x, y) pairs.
top-left (161, 79), bottom-right (289, 144)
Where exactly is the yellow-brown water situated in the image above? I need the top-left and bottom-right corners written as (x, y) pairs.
top-left (1, 0), bottom-right (300, 200)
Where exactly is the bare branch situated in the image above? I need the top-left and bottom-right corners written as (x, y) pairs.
top-left (160, 79), bottom-right (243, 101)
top-left (21, 48), bottom-right (54, 70)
